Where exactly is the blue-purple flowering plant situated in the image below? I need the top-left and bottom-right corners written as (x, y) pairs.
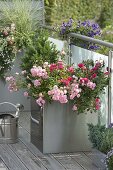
top-left (60, 18), bottom-right (73, 39)
top-left (59, 19), bottom-right (101, 51)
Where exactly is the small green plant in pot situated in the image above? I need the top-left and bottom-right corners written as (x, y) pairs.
top-left (88, 123), bottom-right (113, 169)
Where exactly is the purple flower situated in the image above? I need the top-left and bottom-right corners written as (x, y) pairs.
top-left (92, 23), bottom-right (99, 30)
top-left (59, 19), bottom-right (101, 51)
top-left (108, 123), bottom-right (113, 128)
top-left (60, 18), bottom-right (73, 35)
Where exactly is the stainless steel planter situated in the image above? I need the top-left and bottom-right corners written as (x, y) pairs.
top-left (31, 99), bottom-right (98, 153)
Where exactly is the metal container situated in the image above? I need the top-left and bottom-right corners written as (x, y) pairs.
top-left (0, 102), bottom-right (21, 144)
top-left (31, 99), bottom-right (98, 154)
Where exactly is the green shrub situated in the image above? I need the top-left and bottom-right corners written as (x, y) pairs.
top-left (21, 29), bottom-right (59, 72)
top-left (88, 123), bottom-right (106, 150)
top-left (100, 128), bottom-right (113, 154)
top-left (88, 123), bottom-right (113, 154)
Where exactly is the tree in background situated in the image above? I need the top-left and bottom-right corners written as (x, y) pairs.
top-left (97, 0), bottom-right (113, 28)
top-left (44, 0), bottom-right (113, 28)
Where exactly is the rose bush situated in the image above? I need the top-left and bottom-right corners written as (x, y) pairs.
top-left (6, 58), bottom-right (109, 114)
top-left (0, 24), bottom-right (16, 78)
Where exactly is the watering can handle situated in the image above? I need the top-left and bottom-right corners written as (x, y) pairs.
top-left (0, 102), bottom-right (20, 118)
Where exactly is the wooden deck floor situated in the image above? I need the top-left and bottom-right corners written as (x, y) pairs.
top-left (0, 112), bottom-right (106, 170)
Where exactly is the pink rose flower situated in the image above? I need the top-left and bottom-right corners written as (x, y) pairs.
top-left (33, 80), bottom-right (41, 87)
top-left (68, 66), bottom-right (74, 73)
top-left (24, 92), bottom-right (28, 97)
top-left (72, 105), bottom-right (77, 111)
top-left (78, 63), bottom-right (85, 68)
top-left (36, 97), bottom-right (45, 106)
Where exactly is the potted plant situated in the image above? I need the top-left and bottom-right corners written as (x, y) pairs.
top-left (6, 42), bottom-right (109, 153)
top-left (88, 123), bottom-right (113, 169)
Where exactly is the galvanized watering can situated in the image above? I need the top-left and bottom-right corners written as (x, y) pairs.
top-left (0, 102), bottom-right (23, 144)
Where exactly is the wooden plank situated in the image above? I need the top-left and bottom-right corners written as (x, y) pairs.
top-left (19, 126), bottom-right (66, 170)
top-left (0, 145), bottom-right (28, 170)
top-left (0, 157), bottom-right (9, 170)
top-left (84, 151), bottom-right (106, 170)
top-left (69, 152), bottom-right (100, 170)
top-left (52, 153), bottom-right (85, 170)
top-left (8, 141), bottom-right (47, 170)
top-left (19, 112), bottom-right (30, 133)
top-left (37, 154), bottom-right (66, 170)
top-left (18, 113), bottom-right (101, 170)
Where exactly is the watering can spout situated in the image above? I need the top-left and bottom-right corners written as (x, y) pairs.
top-left (15, 104), bottom-right (24, 118)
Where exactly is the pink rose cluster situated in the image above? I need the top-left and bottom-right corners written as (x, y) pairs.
top-left (48, 85), bottom-right (68, 104)
top-left (6, 76), bottom-right (18, 92)
top-left (49, 61), bottom-right (64, 72)
top-left (31, 66), bottom-right (48, 79)
top-left (79, 77), bottom-right (96, 90)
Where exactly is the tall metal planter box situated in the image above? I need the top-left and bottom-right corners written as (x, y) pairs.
top-left (31, 99), bottom-right (98, 153)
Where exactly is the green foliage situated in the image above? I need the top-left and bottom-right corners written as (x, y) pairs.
top-left (100, 128), bottom-right (113, 154)
top-left (98, 25), bottom-right (113, 55)
top-left (88, 123), bottom-right (113, 154)
top-left (0, 0), bottom-right (43, 48)
top-left (88, 123), bottom-right (106, 150)
top-left (107, 155), bottom-right (113, 170)
top-left (97, 0), bottom-right (113, 28)
top-left (44, 0), bottom-right (56, 25)
top-left (44, 0), bottom-right (113, 28)
top-left (21, 29), bottom-right (59, 72)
